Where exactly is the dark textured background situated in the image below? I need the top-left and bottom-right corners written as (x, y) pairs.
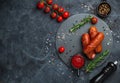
top-left (0, 0), bottom-right (120, 83)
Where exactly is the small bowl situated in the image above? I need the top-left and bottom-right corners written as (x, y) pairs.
top-left (96, 1), bottom-right (111, 18)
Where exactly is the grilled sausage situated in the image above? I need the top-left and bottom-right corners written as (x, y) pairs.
top-left (81, 33), bottom-right (90, 47)
top-left (89, 26), bottom-right (98, 39)
top-left (81, 33), bottom-right (96, 59)
top-left (89, 26), bottom-right (103, 53)
top-left (83, 32), bottom-right (104, 54)
top-left (95, 44), bottom-right (102, 53)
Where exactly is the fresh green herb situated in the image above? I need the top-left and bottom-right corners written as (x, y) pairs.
top-left (69, 15), bottom-right (92, 32)
top-left (85, 50), bottom-right (110, 72)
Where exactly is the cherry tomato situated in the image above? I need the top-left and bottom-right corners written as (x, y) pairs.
top-left (58, 46), bottom-right (65, 53)
top-left (44, 6), bottom-right (50, 13)
top-left (50, 12), bottom-right (57, 19)
top-left (57, 16), bottom-right (63, 22)
top-left (52, 4), bottom-right (59, 10)
top-left (62, 11), bottom-right (70, 19)
top-left (91, 17), bottom-right (98, 24)
top-left (37, 2), bottom-right (44, 9)
top-left (58, 6), bottom-right (64, 13)
top-left (71, 54), bottom-right (85, 69)
top-left (46, 0), bottom-right (53, 5)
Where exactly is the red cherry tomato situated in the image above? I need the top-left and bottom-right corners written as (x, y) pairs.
top-left (91, 17), bottom-right (98, 24)
top-left (58, 6), bottom-right (64, 13)
top-left (50, 12), bottom-right (57, 19)
top-left (58, 46), bottom-right (65, 53)
top-left (57, 16), bottom-right (63, 22)
top-left (62, 11), bottom-right (70, 19)
top-left (44, 6), bottom-right (50, 13)
top-left (71, 54), bottom-right (85, 69)
top-left (37, 2), bottom-right (44, 9)
top-left (52, 4), bottom-right (59, 10)
top-left (47, 0), bottom-right (53, 5)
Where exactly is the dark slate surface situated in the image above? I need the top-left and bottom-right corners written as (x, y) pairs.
top-left (0, 0), bottom-right (120, 83)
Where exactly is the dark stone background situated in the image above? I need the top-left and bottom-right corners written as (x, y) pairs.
top-left (0, 0), bottom-right (120, 83)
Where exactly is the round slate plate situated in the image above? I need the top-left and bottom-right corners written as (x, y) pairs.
top-left (56, 14), bottom-right (113, 67)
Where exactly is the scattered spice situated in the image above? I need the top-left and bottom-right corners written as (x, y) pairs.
top-left (98, 3), bottom-right (111, 16)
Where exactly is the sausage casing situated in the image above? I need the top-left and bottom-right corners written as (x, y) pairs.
top-left (84, 32), bottom-right (104, 54)
top-left (89, 26), bottom-right (103, 53)
top-left (82, 33), bottom-right (90, 47)
top-left (81, 33), bottom-right (96, 59)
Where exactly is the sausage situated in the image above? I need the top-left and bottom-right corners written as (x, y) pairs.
top-left (95, 44), bottom-right (102, 53)
top-left (87, 51), bottom-right (96, 59)
top-left (83, 32), bottom-right (104, 54)
top-left (81, 33), bottom-right (96, 59)
top-left (89, 26), bottom-right (98, 39)
top-left (81, 33), bottom-right (90, 47)
top-left (89, 26), bottom-right (103, 53)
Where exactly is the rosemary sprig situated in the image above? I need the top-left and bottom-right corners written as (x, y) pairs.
top-left (69, 15), bottom-right (92, 32)
top-left (85, 50), bottom-right (110, 72)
